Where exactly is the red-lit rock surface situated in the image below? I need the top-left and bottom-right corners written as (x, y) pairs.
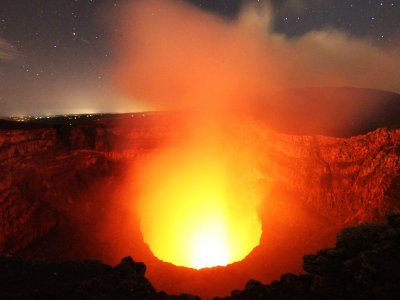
top-left (0, 113), bottom-right (172, 253)
top-left (259, 126), bottom-right (400, 224)
top-left (1, 113), bottom-right (399, 254)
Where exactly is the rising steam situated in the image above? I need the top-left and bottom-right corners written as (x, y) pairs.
top-left (113, 0), bottom-right (400, 112)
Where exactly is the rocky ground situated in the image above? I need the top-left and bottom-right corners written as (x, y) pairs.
top-left (0, 254), bottom-right (201, 300)
top-left (1, 212), bottom-right (400, 300)
top-left (219, 212), bottom-right (400, 300)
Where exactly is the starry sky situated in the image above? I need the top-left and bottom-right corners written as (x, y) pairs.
top-left (0, 0), bottom-right (399, 116)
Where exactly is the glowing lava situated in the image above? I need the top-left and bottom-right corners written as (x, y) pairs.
top-left (137, 134), bottom-right (263, 269)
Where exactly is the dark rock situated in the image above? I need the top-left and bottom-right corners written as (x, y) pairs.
top-left (114, 256), bottom-right (146, 277)
top-left (386, 211), bottom-right (400, 229)
top-left (221, 212), bottom-right (400, 300)
top-left (0, 255), bottom-right (184, 300)
top-left (336, 223), bottom-right (386, 252)
top-left (245, 279), bottom-right (263, 290)
top-left (280, 273), bottom-right (298, 285)
top-left (230, 289), bottom-right (241, 297)
top-left (303, 254), bottom-right (341, 275)
top-left (177, 293), bottom-right (201, 300)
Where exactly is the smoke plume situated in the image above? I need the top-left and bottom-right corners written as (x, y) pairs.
top-left (112, 0), bottom-right (400, 112)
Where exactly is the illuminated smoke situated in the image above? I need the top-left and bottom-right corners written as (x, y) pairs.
top-left (111, 0), bottom-right (400, 269)
top-left (113, 0), bottom-right (400, 112)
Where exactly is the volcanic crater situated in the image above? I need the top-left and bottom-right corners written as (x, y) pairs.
top-left (1, 87), bottom-right (400, 299)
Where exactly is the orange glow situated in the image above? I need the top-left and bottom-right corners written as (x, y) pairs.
top-left (137, 128), bottom-right (262, 269)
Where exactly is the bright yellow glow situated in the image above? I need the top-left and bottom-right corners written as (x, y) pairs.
top-left (137, 136), bottom-right (262, 269)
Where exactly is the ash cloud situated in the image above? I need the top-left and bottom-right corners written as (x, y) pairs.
top-left (112, 0), bottom-right (400, 112)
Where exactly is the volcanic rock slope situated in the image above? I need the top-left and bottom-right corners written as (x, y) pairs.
top-left (0, 111), bottom-right (400, 254)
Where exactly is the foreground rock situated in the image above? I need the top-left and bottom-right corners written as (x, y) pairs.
top-left (221, 212), bottom-right (400, 300)
top-left (1, 212), bottom-right (400, 299)
top-left (0, 255), bottom-right (199, 300)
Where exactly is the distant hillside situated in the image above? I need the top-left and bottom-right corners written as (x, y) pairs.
top-left (1, 87), bottom-right (399, 137)
top-left (254, 87), bottom-right (400, 137)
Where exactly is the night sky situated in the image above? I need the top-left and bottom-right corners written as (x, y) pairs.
top-left (0, 0), bottom-right (399, 116)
